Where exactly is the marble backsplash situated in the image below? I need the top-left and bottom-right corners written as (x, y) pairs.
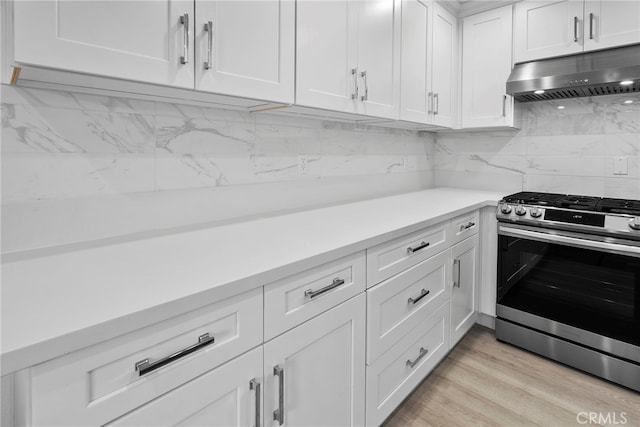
top-left (1, 85), bottom-right (435, 252)
top-left (1, 85), bottom-right (435, 203)
top-left (435, 94), bottom-right (640, 199)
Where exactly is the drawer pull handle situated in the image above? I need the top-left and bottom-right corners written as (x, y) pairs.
top-left (407, 288), bottom-right (430, 305)
top-left (250, 378), bottom-right (261, 427)
top-left (305, 277), bottom-right (345, 299)
top-left (406, 347), bottom-right (429, 368)
top-left (460, 221), bottom-right (476, 231)
top-left (407, 241), bottom-right (430, 254)
top-left (273, 365), bottom-right (285, 425)
top-left (453, 259), bottom-right (461, 288)
top-left (134, 333), bottom-right (215, 376)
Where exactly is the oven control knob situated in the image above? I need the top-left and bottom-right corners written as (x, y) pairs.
top-left (629, 217), bottom-right (640, 231)
top-left (501, 204), bottom-right (512, 214)
top-left (530, 208), bottom-right (543, 218)
top-left (515, 205), bottom-right (527, 216)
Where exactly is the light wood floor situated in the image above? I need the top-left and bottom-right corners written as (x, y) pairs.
top-left (383, 326), bottom-right (640, 427)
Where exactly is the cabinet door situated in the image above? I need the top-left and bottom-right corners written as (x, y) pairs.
top-left (583, 0), bottom-right (640, 51)
top-left (514, 0), bottom-right (584, 63)
top-left (400, 0), bottom-right (434, 124)
top-left (461, 6), bottom-right (515, 128)
top-left (107, 347), bottom-right (263, 427)
top-left (356, 0), bottom-right (401, 119)
top-left (296, 0), bottom-right (359, 113)
top-left (195, 0), bottom-right (295, 103)
top-left (431, 3), bottom-right (457, 128)
top-left (264, 294), bottom-right (366, 427)
top-left (14, 0), bottom-right (194, 88)
top-left (451, 234), bottom-right (479, 346)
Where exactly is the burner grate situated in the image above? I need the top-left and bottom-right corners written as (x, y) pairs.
top-left (598, 198), bottom-right (640, 215)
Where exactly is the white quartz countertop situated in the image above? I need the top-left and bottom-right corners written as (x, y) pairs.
top-left (1, 187), bottom-right (502, 373)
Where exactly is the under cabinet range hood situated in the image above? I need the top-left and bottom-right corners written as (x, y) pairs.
top-left (506, 44), bottom-right (640, 102)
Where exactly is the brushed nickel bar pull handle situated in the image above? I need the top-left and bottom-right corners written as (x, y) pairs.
top-left (250, 378), bottom-right (261, 427)
top-left (180, 13), bottom-right (190, 64)
top-left (406, 347), bottom-right (428, 368)
top-left (460, 221), bottom-right (476, 231)
top-left (589, 13), bottom-right (594, 39)
top-left (134, 333), bottom-right (214, 376)
top-left (453, 259), bottom-right (461, 288)
top-left (434, 93), bottom-right (439, 115)
top-left (573, 16), bottom-right (579, 43)
top-left (502, 95), bottom-right (507, 117)
top-left (305, 278), bottom-right (345, 299)
top-left (428, 92), bottom-right (433, 115)
top-left (360, 70), bottom-right (369, 101)
top-left (408, 289), bottom-right (430, 305)
top-left (351, 68), bottom-right (359, 100)
top-left (273, 365), bottom-right (284, 425)
top-left (407, 241), bottom-right (430, 254)
top-left (204, 20), bottom-right (213, 70)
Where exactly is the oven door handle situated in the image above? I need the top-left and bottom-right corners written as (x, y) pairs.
top-left (499, 225), bottom-right (640, 258)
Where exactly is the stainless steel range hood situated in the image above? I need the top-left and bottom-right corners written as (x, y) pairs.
top-left (506, 44), bottom-right (640, 102)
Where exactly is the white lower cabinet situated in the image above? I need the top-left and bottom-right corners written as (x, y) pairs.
top-left (366, 302), bottom-right (450, 426)
top-left (107, 347), bottom-right (263, 427)
top-left (263, 294), bottom-right (366, 427)
top-left (451, 234), bottom-right (479, 346)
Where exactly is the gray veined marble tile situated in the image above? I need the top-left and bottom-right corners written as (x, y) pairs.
top-left (525, 155), bottom-right (605, 177)
top-left (254, 155), bottom-right (321, 182)
top-left (156, 116), bottom-right (254, 155)
top-left (155, 153), bottom-right (255, 190)
top-left (523, 174), bottom-right (606, 196)
top-left (1, 153), bottom-right (155, 202)
top-left (2, 103), bottom-right (82, 153)
top-left (465, 154), bottom-right (525, 175)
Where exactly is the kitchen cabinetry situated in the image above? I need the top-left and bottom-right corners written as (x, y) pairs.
top-left (400, 0), bottom-right (457, 127)
top-left (13, 0), bottom-right (195, 88)
top-left (296, 0), bottom-right (401, 119)
top-left (194, 0), bottom-right (294, 103)
top-left (263, 294), bottom-right (366, 427)
top-left (12, 0), bottom-right (295, 103)
top-left (450, 234), bottom-right (479, 346)
top-left (514, 0), bottom-right (640, 63)
top-left (461, 5), bottom-right (517, 129)
top-left (106, 347), bottom-right (263, 427)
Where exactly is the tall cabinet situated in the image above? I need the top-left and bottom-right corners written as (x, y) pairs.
top-left (296, 0), bottom-right (401, 119)
top-left (400, 0), bottom-right (457, 127)
top-left (461, 5), bottom-right (516, 128)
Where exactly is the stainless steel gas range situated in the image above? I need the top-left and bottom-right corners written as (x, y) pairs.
top-left (495, 192), bottom-right (640, 392)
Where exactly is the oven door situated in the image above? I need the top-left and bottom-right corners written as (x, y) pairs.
top-left (497, 223), bottom-right (640, 363)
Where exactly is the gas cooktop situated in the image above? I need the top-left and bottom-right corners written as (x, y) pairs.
top-left (497, 191), bottom-right (640, 236)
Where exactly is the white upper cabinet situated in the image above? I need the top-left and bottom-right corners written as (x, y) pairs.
top-left (296, 0), bottom-right (401, 119)
top-left (356, 0), bottom-right (402, 119)
top-left (400, 0), bottom-right (434, 124)
top-left (431, 3), bottom-right (457, 128)
top-left (515, 0), bottom-right (639, 63)
top-left (461, 5), bottom-right (515, 128)
top-left (195, 0), bottom-right (295, 103)
top-left (14, 0), bottom-right (195, 88)
top-left (583, 0), bottom-right (640, 51)
top-left (399, 0), bottom-right (456, 127)
top-left (514, 0), bottom-right (585, 63)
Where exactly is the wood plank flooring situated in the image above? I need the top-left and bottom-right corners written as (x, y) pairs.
top-left (383, 326), bottom-right (640, 427)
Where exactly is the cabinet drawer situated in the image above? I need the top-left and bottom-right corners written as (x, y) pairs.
top-left (367, 222), bottom-right (449, 287)
top-left (365, 302), bottom-right (450, 427)
top-left (29, 288), bottom-right (263, 427)
top-left (265, 251), bottom-right (366, 341)
top-left (449, 210), bottom-right (479, 245)
top-left (107, 346), bottom-right (263, 426)
top-left (366, 250), bottom-right (450, 363)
